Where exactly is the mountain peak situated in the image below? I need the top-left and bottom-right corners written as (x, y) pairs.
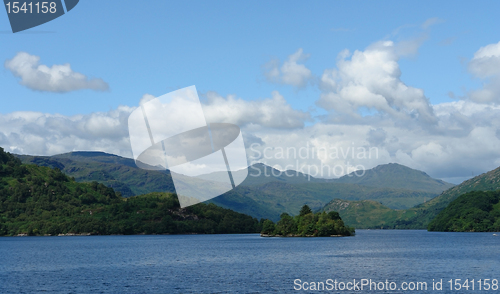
top-left (335, 163), bottom-right (454, 193)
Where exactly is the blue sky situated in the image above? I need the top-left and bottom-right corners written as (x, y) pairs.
top-left (1, 1), bottom-right (497, 114)
top-left (1, 1), bottom-right (500, 183)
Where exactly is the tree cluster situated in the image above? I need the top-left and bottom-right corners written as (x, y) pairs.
top-left (260, 205), bottom-right (354, 237)
top-left (428, 190), bottom-right (500, 232)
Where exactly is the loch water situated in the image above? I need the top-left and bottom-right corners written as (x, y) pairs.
top-left (1, 230), bottom-right (499, 293)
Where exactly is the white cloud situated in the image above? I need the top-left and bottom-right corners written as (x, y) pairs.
top-left (0, 107), bottom-right (133, 156)
top-left (246, 100), bottom-right (500, 182)
top-left (1, 91), bottom-right (499, 183)
top-left (263, 48), bottom-right (313, 88)
top-left (318, 40), bottom-right (436, 125)
top-left (139, 94), bottom-right (156, 105)
top-left (467, 41), bottom-right (500, 104)
top-left (202, 91), bottom-right (310, 129)
top-left (248, 38), bottom-right (500, 182)
top-left (468, 41), bottom-right (500, 78)
top-left (5, 52), bottom-right (109, 93)
top-left (0, 91), bottom-right (310, 157)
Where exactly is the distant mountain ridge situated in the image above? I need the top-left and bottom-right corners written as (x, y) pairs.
top-left (325, 165), bottom-right (500, 229)
top-left (18, 152), bottom-right (175, 197)
top-left (18, 151), bottom-right (454, 222)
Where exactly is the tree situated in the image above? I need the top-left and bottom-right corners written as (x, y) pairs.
top-left (327, 211), bottom-right (341, 220)
top-left (276, 213), bottom-right (296, 236)
top-left (299, 205), bottom-right (312, 216)
top-left (261, 219), bottom-right (275, 234)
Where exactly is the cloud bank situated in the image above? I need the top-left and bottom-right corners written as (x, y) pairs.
top-left (2, 38), bottom-right (500, 183)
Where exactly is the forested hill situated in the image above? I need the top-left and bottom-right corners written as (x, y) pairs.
top-left (0, 147), bottom-right (261, 236)
top-left (389, 165), bottom-right (500, 229)
top-left (428, 190), bottom-right (500, 232)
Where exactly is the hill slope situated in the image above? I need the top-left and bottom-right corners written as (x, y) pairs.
top-left (428, 191), bottom-right (500, 232)
top-left (321, 199), bottom-right (418, 229)
top-left (390, 166), bottom-right (500, 229)
top-left (1, 148), bottom-right (260, 236)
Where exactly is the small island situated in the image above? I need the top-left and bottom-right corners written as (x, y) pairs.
top-left (260, 205), bottom-right (355, 237)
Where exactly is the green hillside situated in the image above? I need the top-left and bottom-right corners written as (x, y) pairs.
top-left (1, 148), bottom-right (261, 236)
top-left (327, 165), bottom-right (500, 229)
top-left (18, 152), bottom-right (176, 197)
top-left (428, 191), bottom-right (500, 232)
top-left (389, 166), bottom-right (500, 229)
top-left (212, 181), bottom-right (436, 222)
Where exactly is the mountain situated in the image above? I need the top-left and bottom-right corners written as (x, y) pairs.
top-left (18, 151), bottom-right (453, 222)
top-left (1, 148), bottom-right (260, 236)
top-left (428, 190), bottom-right (500, 232)
top-left (211, 163), bottom-right (453, 219)
top-left (335, 163), bottom-right (454, 193)
top-left (219, 180), bottom-right (437, 218)
top-left (327, 165), bottom-right (500, 229)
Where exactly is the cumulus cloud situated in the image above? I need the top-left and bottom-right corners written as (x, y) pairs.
top-left (367, 128), bottom-right (387, 146)
top-left (246, 99), bottom-right (500, 183)
top-left (317, 40), bottom-right (436, 125)
top-left (5, 52), bottom-right (109, 93)
top-left (0, 107), bottom-right (133, 157)
top-left (467, 41), bottom-right (500, 104)
top-left (263, 48), bottom-right (313, 88)
top-left (468, 41), bottom-right (500, 78)
top-left (248, 38), bottom-right (500, 182)
top-left (202, 91), bottom-right (310, 129)
top-left (0, 91), bottom-right (309, 157)
top-left (1, 91), bottom-right (499, 183)
top-left (139, 94), bottom-right (156, 105)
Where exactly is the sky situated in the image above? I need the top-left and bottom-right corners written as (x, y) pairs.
top-left (1, 1), bottom-right (500, 184)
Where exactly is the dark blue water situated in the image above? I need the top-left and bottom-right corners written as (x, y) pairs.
top-left (0, 230), bottom-right (499, 293)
